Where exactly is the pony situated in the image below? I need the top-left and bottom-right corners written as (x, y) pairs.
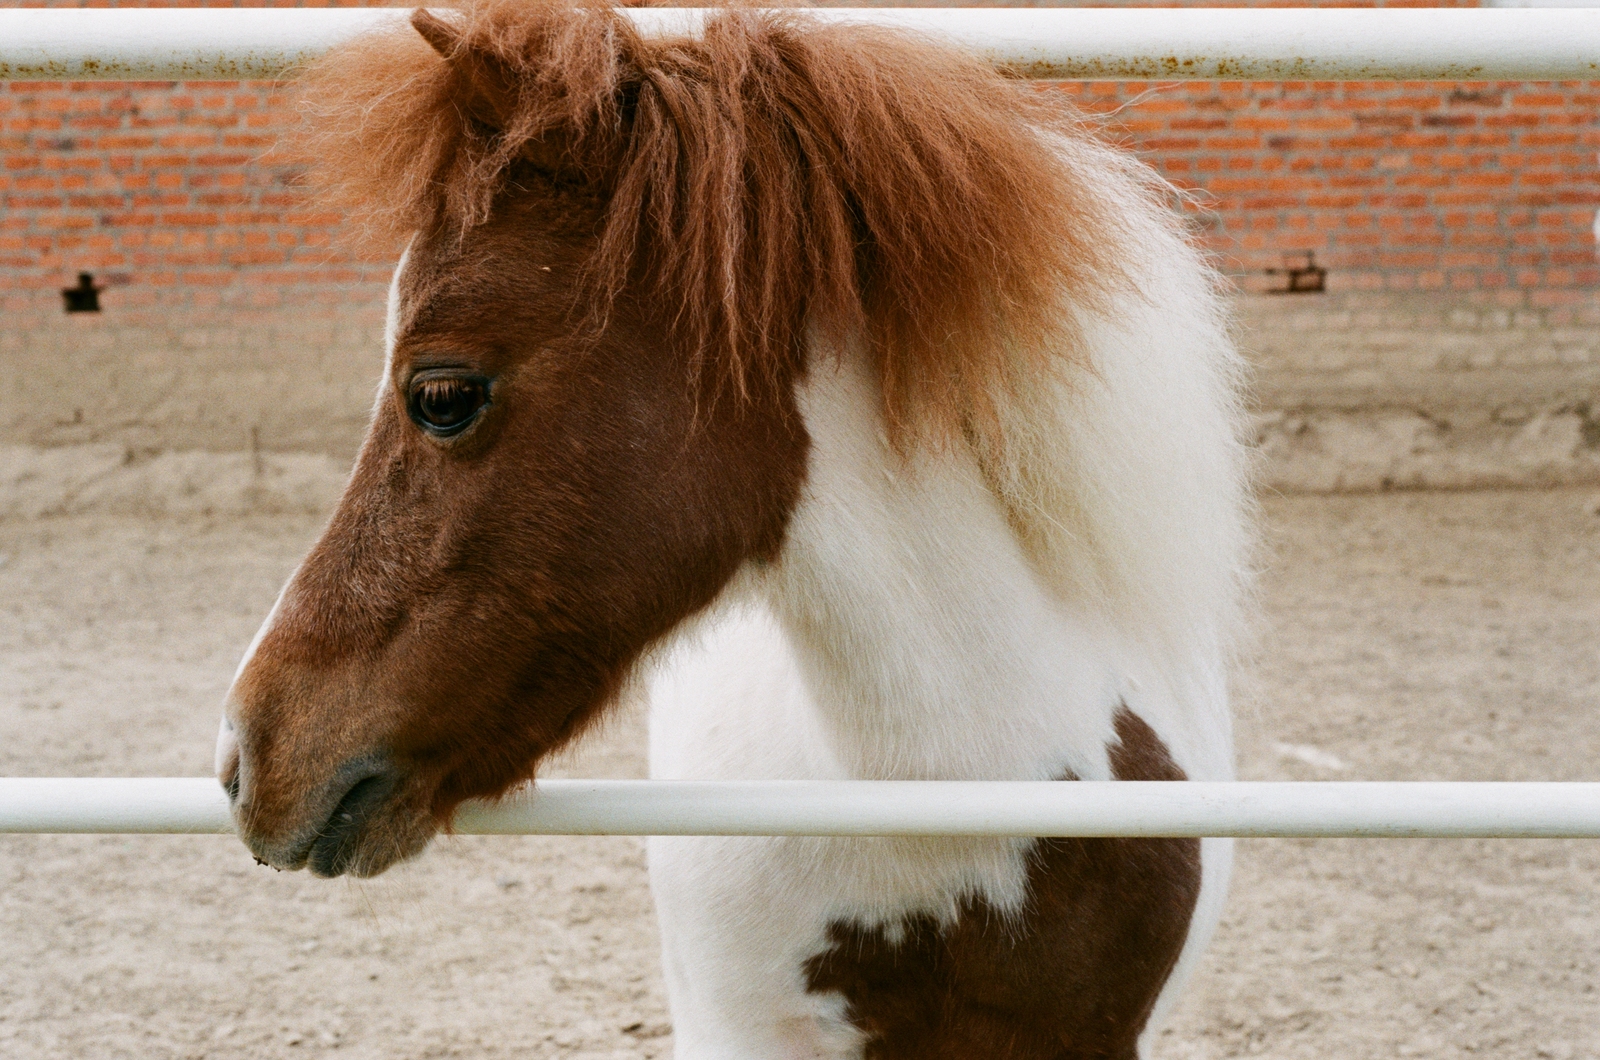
top-left (214, 3), bottom-right (1252, 1056)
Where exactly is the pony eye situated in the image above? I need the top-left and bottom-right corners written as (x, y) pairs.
top-left (407, 373), bottom-right (490, 437)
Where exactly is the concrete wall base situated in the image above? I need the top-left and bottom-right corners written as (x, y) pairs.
top-left (0, 444), bottom-right (348, 520)
top-left (5, 291), bottom-right (1598, 508)
top-left (1257, 407), bottom-right (1600, 493)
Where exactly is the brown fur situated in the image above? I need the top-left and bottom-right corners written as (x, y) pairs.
top-left (802, 708), bottom-right (1201, 1059)
top-left (294, 0), bottom-right (1129, 453)
top-left (227, 173), bottom-right (809, 871)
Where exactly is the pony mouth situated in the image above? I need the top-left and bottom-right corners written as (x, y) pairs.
top-left (307, 771), bottom-right (399, 878)
top-left (237, 761), bottom-right (434, 879)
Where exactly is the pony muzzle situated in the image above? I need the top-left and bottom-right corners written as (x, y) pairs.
top-left (220, 735), bottom-right (425, 878)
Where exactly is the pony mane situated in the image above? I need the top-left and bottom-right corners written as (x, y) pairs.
top-left (295, 0), bottom-right (1140, 451)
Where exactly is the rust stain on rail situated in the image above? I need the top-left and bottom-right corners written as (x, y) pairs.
top-left (0, 52), bottom-right (308, 81)
top-left (1, 52), bottom-right (1596, 83)
top-left (990, 54), bottom-right (1594, 81)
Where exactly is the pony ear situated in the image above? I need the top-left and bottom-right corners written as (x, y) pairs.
top-left (412, 8), bottom-right (518, 131)
top-left (411, 8), bottom-right (572, 176)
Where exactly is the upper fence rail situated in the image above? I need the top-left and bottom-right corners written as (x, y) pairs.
top-left (1, 8), bottom-right (1599, 83)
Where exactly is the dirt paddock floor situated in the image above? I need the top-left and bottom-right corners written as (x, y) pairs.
top-left (1, 488), bottom-right (1597, 1059)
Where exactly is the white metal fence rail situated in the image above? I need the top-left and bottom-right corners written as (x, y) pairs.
top-left (1, 8), bottom-right (1599, 82)
top-left (3, 778), bottom-right (1599, 838)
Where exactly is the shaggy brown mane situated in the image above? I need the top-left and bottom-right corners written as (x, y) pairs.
top-left (296, 0), bottom-right (1134, 448)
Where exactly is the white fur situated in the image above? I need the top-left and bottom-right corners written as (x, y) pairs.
top-left (215, 247), bottom-right (414, 785)
top-left (379, 241), bottom-right (412, 400)
top-left (646, 145), bottom-right (1250, 1058)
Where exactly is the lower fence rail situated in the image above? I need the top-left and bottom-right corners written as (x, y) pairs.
top-left (0, 778), bottom-right (1597, 838)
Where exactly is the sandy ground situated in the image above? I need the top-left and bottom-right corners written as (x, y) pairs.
top-left (1, 489), bottom-right (1597, 1059)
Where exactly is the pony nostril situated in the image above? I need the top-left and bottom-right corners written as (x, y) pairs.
top-left (215, 714), bottom-right (242, 803)
top-left (218, 749), bottom-right (241, 804)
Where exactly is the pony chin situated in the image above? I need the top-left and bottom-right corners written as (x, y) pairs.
top-left (302, 777), bottom-right (440, 880)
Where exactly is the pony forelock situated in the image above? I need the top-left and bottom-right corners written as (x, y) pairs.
top-left (295, 0), bottom-right (1142, 452)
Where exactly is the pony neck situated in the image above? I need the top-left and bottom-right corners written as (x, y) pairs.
top-left (763, 353), bottom-right (1123, 784)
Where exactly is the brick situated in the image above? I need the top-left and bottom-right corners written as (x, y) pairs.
top-left (0, 36), bottom-right (1596, 326)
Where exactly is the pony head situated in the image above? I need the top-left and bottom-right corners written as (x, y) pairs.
top-left (217, 0), bottom-right (1124, 876)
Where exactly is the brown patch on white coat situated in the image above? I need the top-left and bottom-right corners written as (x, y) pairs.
top-left (803, 708), bottom-right (1201, 1059)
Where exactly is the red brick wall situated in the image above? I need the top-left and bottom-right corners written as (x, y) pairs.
top-left (4, 1), bottom-right (1593, 320)
top-left (2, 0), bottom-right (1598, 466)
top-left (1070, 78), bottom-right (1600, 317)
top-left (1, 0), bottom-right (395, 327)
top-left (0, 77), bottom-right (393, 318)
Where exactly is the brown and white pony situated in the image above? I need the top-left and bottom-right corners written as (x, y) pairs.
top-left (215, 3), bottom-right (1252, 1056)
